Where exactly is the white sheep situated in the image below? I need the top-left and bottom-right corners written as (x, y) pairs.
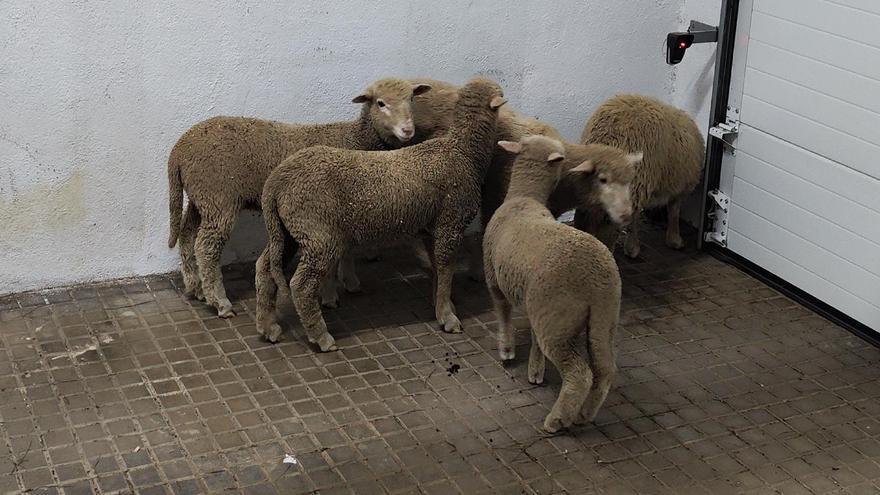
top-left (254, 78), bottom-right (507, 351)
top-left (484, 135), bottom-right (626, 433)
top-left (580, 93), bottom-right (705, 257)
top-left (167, 78), bottom-right (449, 317)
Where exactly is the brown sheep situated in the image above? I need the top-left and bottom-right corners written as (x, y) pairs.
top-left (255, 77), bottom-right (507, 351)
top-left (473, 129), bottom-right (641, 280)
top-left (483, 135), bottom-right (624, 433)
top-left (167, 78), bottom-right (448, 317)
top-left (579, 94), bottom-right (705, 258)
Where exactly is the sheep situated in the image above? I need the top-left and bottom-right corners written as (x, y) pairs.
top-left (254, 77), bottom-right (507, 351)
top-left (390, 85), bottom-right (568, 280)
top-left (166, 78), bottom-right (451, 317)
top-left (471, 120), bottom-right (639, 280)
top-left (483, 135), bottom-right (625, 433)
top-left (579, 93), bottom-right (705, 258)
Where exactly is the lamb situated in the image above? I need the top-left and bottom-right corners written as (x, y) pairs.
top-left (166, 77), bottom-right (453, 317)
top-left (254, 77), bottom-right (507, 351)
top-left (579, 93), bottom-right (705, 258)
top-left (472, 119), bottom-right (640, 280)
top-left (483, 135), bottom-right (624, 433)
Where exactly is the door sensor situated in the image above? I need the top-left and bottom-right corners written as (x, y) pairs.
top-left (666, 20), bottom-right (719, 65)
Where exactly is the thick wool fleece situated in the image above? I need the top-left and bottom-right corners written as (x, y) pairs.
top-left (166, 78), bottom-right (445, 318)
top-left (256, 78), bottom-right (505, 351)
top-left (580, 93), bottom-right (705, 257)
top-left (483, 135), bottom-right (621, 433)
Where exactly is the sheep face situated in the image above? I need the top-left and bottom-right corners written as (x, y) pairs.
top-left (500, 135), bottom-right (567, 191)
top-left (568, 147), bottom-right (641, 225)
top-left (352, 78), bottom-right (432, 144)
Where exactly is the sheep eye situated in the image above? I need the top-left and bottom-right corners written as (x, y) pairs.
top-left (599, 177), bottom-right (608, 184)
top-left (377, 100), bottom-right (386, 108)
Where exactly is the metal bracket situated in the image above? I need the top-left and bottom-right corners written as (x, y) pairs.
top-left (688, 20), bottom-right (719, 43)
top-left (704, 189), bottom-right (730, 246)
top-left (709, 106), bottom-right (740, 155)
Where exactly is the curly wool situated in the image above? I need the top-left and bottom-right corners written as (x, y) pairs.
top-left (483, 135), bottom-right (621, 433)
top-left (256, 78), bottom-right (505, 349)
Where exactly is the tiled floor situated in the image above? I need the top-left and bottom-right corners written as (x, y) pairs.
top-left (1, 226), bottom-right (879, 495)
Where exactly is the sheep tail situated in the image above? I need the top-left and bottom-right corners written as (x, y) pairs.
top-left (262, 190), bottom-right (290, 297)
top-left (167, 157), bottom-right (184, 248)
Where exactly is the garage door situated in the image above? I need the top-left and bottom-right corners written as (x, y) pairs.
top-left (712, 0), bottom-right (880, 332)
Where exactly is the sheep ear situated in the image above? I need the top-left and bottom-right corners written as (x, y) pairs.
top-left (569, 160), bottom-right (594, 173)
top-left (547, 152), bottom-right (565, 163)
top-left (352, 90), bottom-right (372, 104)
top-left (625, 151), bottom-right (644, 166)
top-left (412, 84), bottom-right (432, 97)
top-left (497, 140), bottom-right (522, 154)
top-left (489, 96), bottom-right (507, 109)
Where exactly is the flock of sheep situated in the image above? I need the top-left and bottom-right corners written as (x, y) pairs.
top-left (166, 76), bottom-right (704, 432)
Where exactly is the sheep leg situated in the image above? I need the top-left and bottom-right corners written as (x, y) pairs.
top-left (665, 196), bottom-right (685, 249)
top-left (489, 286), bottom-right (515, 361)
top-left (577, 304), bottom-right (619, 424)
top-left (320, 263), bottom-right (340, 309)
top-left (194, 213), bottom-right (236, 318)
top-left (539, 336), bottom-right (593, 433)
top-left (179, 203), bottom-right (204, 301)
top-left (411, 239), bottom-right (434, 275)
top-left (622, 209), bottom-right (642, 259)
top-left (575, 208), bottom-right (619, 251)
top-left (420, 237), bottom-right (438, 300)
top-left (465, 233), bottom-right (485, 282)
top-left (255, 250), bottom-right (283, 343)
top-left (336, 253), bottom-right (361, 293)
top-left (527, 329), bottom-right (546, 384)
top-left (434, 263), bottom-right (461, 333)
top-left (430, 233), bottom-right (462, 334)
top-left (290, 246), bottom-right (338, 352)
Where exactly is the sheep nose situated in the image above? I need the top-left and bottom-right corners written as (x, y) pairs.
top-left (619, 212), bottom-right (632, 224)
top-left (400, 126), bottom-right (414, 136)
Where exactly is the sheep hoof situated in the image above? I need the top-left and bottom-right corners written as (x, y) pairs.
top-left (216, 300), bottom-right (236, 318)
top-left (440, 316), bottom-right (462, 334)
top-left (310, 333), bottom-right (338, 352)
top-left (261, 323), bottom-right (284, 343)
top-left (574, 412), bottom-right (593, 426)
top-left (528, 374), bottom-right (544, 385)
top-left (542, 415), bottom-right (565, 434)
top-left (665, 235), bottom-right (685, 250)
top-left (499, 347), bottom-right (516, 361)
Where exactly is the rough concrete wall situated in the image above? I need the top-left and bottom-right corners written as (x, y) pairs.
top-left (1, 0), bottom-right (684, 294)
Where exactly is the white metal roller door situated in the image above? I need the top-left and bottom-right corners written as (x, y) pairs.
top-left (715, 0), bottom-right (880, 332)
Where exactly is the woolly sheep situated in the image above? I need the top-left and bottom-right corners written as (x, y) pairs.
top-left (167, 78), bottom-right (446, 318)
top-left (394, 81), bottom-right (565, 280)
top-left (579, 93), bottom-right (705, 258)
top-left (255, 77), bottom-right (507, 351)
top-left (483, 135), bottom-right (623, 433)
top-left (472, 123), bottom-right (641, 280)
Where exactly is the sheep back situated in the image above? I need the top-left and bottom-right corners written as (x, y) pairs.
top-left (580, 94), bottom-right (704, 209)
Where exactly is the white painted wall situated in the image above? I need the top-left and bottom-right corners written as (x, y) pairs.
top-left (0, 0), bottom-right (717, 294)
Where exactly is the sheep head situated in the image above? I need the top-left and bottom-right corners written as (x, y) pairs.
top-left (353, 78), bottom-right (432, 144)
top-left (565, 144), bottom-right (641, 226)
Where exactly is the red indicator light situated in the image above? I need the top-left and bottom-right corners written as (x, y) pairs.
top-left (679, 41), bottom-right (688, 48)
